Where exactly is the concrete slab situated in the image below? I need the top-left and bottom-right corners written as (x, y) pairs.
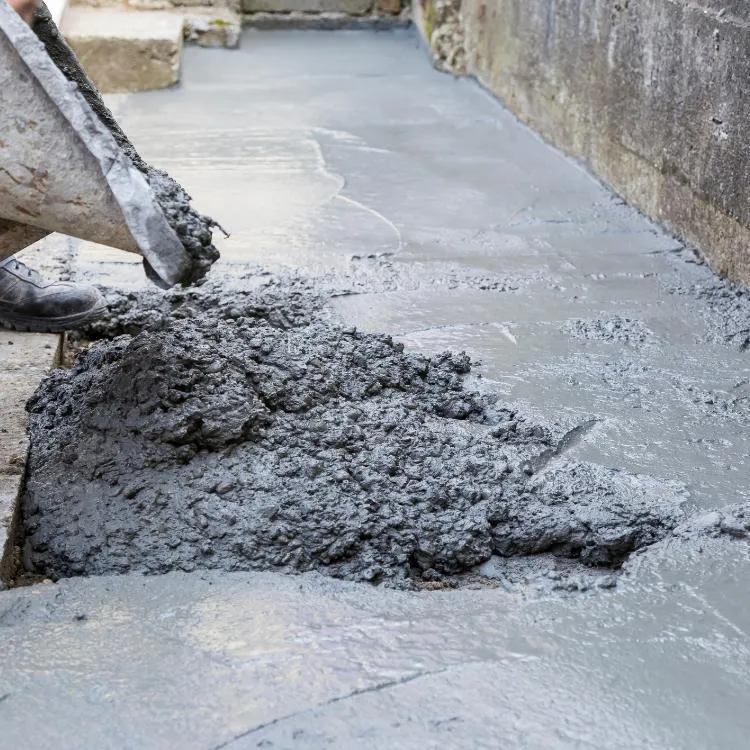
top-left (1, 549), bottom-right (750, 749)
top-left (62, 7), bottom-right (184, 92)
top-left (1, 29), bottom-right (749, 747)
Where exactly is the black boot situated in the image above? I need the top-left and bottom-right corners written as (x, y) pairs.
top-left (0, 256), bottom-right (105, 333)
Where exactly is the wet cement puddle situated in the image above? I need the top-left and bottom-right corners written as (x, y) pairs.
top-left (19, 277), bottom-right (750, 592)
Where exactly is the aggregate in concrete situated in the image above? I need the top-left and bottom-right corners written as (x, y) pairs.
top-left (24, 281), bottom-right (685, 585)
top-left (20, 28), bottom-right (750, 588)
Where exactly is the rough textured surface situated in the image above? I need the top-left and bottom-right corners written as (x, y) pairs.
top-left (23, 283), bottom-right (684, 584)
top-left (22, 29), bottom-right (750, 589)
top-left (562, 316), bottom-right (655, 346)
top-left (61, 7), bottom-right (184, 93)
top-left (183, 8), bottom-right (241, 48)
top-left (418, 0), bottom-right (465, 73)
top-left (665, 250), bottom-right (750, 351)
top-left (456, 0), bottom-right (750, 285)
top-left (144, 170), bottom-right (221, 285)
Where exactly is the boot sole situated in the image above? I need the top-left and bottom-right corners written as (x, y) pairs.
top-left (0, 302), bottom-right (108, 334)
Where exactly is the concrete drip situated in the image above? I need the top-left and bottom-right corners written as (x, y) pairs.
top-left (23, 279), bottom-right (692, 588)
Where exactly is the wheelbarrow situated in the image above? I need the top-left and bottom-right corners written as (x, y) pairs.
top-left (0, 2), bottom-right (216, 288)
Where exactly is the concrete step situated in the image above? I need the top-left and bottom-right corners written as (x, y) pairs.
top-left (183, 7), bottom-right (241, 48)
top-left (61, 7), bottom-right (184, 93)
top-left (79, 0), bottom-right (243, 47)
top-left (243, 0), bottom-right (373, 14)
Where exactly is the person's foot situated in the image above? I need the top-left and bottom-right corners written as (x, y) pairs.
top-left (0, 256), bottom-right (106, 333)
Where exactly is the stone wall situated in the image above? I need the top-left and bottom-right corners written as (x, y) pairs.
top-left (417, 0), bottom-right (750, 285)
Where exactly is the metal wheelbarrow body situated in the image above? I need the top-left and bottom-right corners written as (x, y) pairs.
top-left (0, 2), bottom-right (191, 287)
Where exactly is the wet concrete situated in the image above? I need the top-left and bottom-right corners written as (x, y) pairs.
top-left (2, 543), bottom-right (750, 749)
top-left (2, 29), bottom-right (750, 747)
top-left (24, 280), bottom-right (686, 585)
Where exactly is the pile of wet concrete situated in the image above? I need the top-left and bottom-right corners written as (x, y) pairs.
top-left (21, 279), bottom-right (700, 588)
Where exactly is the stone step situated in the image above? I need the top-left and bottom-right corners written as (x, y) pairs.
top-left (183, 7), bottom-right (241, 49)
top-left (61, 7), bottom-right (184, 93)
top-left (243, 0), bottom-right (373, 13)
top-left (242, 0), bottom-right (405, 14)
top-left (76, 0), bottom-right (243, 47)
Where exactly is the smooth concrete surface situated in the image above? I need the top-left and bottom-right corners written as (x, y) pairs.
top-left (458, 0), bottom-right (750, 285)
top-left (2, 546), bottom-right (750, 749)
top-left (1, 31), bottom-right (749, 747)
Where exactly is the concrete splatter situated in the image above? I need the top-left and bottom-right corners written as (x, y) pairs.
top-left (562, 316), bottom-right (655, 345)
top-left (666, 250), bottom-right (750, 351)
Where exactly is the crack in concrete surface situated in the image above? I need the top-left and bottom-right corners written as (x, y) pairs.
top-left (212, 666), bottom-right (451, 749)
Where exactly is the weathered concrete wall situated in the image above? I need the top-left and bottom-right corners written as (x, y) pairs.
top-left (421, 0), bottom-right (750, 285)
top-left (414, 0), bottom-right (466, 72)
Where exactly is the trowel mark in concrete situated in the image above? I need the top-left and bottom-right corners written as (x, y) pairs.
top-left (24, 282), bottom-right (687, 587)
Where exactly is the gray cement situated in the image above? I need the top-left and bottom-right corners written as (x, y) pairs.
top-left (24, 281), bottom-right (686, 585)
top-left (3, 30), bottom-right (750, 748)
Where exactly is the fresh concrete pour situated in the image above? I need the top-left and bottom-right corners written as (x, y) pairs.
top-left (23, 281), bottom-right (685, 586)
top-left (32, 4), bottom-right (220, 285)
top-left (17, 19), bottom-right (750, 587)
top-left (3, 30), bottom-right (750, 749)
top-left (22, 273), bottom-right (750, 587)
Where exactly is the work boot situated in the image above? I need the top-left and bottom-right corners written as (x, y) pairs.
top-left (0, 256), bottom-right (106, 333)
